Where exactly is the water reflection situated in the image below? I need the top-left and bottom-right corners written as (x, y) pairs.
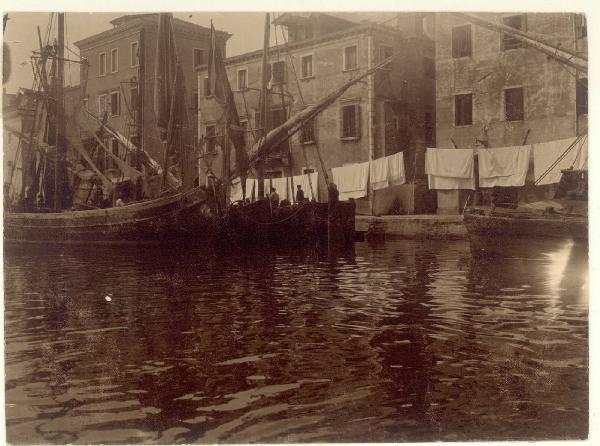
top-left (4, 238), bottom-right (588, 443)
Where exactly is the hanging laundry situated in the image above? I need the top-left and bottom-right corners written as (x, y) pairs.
top-left (387, 152), bottom-right (405, 185)
top-left (229, 177), bottom-right (244, 202)
top-left (271, 177), bottom-right (291, 201)
top-left (370, 156), bottom-right (389, 191)
top-left (425, 148), bottom-right (475, 190)
top-left (478, 145), bottom-right (531, 188)
top-left (292, 172), bottom-right (319, 201)
top-left (331, 161), bottom-right (370, 201)
top-left (533, 137), bottom-right (588, 185)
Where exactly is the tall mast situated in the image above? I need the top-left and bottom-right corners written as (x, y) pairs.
top-left (137, 28), bottom-right (145, 167)
top-left (257, 13), bottom-right (270, 199)
top-left (54, 12), bottom-right (65, 212)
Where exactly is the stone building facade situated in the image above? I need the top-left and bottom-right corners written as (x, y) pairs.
top-left (197, 13), bottom-right (436, 214)
top-left (74, 14), bottom-right (229, 166)
top-left (434, 12), bottom-right (588, 211)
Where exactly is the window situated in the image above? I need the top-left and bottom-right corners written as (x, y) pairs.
top-left (110, 48), bottom-right (118, 73)
top-left (237, 68), bottom-right (248, 90)
top-left (301, 118), bottom-right (315, 144)
top-left (99, 52), bottom-right (106, 76)
top-left (271, 61), bottom-right (285, 84)
top-left (205, 125), bottom-right (216, 153)
top-left (203, 77), bottom-right (210, 97)
top-left (451, 25), bottom-right (472, 58)
top-left (340, 104), bottom-right (361, 139)
top-left (83, 97), bottom-right (89, 111)
top-left (130, 86), bottom-right (138, 109)
top-left (131, 42), bottom-right (139, 67)
top-left (504, 87), bottom-right (524, 121)
top-left (303, 168), bottom-right (315, 174)
top-left (301, 54), bottom-right (313, 78)
top-left (240, 120), bottom-right (249, 145)
top-left (343, 45), bottom-right (358, 71)
top-left (575, 14), bottom-right (587, 39)
top-left (192, 91), bottom-right (199, 113)
top-left (454, 93), bottom-right (472, 126)
top-left (423, 57), bottom-right (435, 79)
top-left (502, 15), bottom-right (526, 51)
top-left (110, 90), bottom-right (120, 116)
top-left (194, 48), bottom-right (205, 68)
top-left (380, 45), bottom-right (393, 62)
top-left (98, 94), bottom-right (107, 114)
top-left (576, 78), bottom-right (588, 116)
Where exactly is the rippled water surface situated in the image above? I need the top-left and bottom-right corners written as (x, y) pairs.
top-left (4, 238), bottom-right (588, 443)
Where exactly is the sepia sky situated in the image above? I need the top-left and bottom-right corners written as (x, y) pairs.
top-left (2, 11), bottom-right (397, 94)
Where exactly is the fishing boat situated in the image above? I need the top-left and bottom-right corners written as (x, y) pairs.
top-left (200, 14), bottom-right (394, 246)
top-left (4, 13), bottom-right (215, 244)
top-left (464, 168), bottom-right (588, 243)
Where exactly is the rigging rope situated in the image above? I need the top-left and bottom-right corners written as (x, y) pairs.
top-left (534, 133), bottom-right (587, 185)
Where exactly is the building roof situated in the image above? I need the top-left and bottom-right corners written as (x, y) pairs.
top-left (272, 12), bottom-right (358, 28)
top-left (74, 14), bottom-right (230, 49)
top-left (201, 21), bottom-right (403, 69)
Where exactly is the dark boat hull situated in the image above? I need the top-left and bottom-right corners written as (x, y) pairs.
top-left (221, 200), bottom-right (356, 246)
top-left (463, 208), bottom-right (588, 241)
top-left (4, 187), bottom-right (216, 244)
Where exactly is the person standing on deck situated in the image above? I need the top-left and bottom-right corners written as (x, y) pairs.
top-left (270, 187), bottom-right (280, 207)
top-left (296, 185), bottom-right (305, 203)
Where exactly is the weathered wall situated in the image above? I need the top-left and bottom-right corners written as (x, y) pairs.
top-left (198, 23), bottom-right (435, 214)
top-left (435, 13), bottom-right (584, 149)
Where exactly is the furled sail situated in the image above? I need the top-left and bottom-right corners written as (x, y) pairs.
top-left (153, 13), bottom-right (195, 190)
top-left (242, 58), bottom-right (392, 178)
top-left (207, 22), bottom-right (249, 179)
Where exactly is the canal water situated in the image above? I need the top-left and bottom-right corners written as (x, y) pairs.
top-left (4, 238), bottom-right (588, 443)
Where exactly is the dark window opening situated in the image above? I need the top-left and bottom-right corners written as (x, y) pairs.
top-left (192, 91), bottom-right (199, 113)
top-left (301, 118), bottom-right (315, 144)
top-left (576, 78), bottom-right (588, 116)
top-left (203, 77), bottom-right (210, 97)
top-left (205, 125), bottom-right (216, 153)
top-left (341, 104), bottom-right (361, 139)
top-left (303, 168), bottom-right (315, 174)
top-left (452, 25), bottom-right (472, 58)
top-left (504, 87), bottom-right (524, 122)
top-left (502, 15), bottom-right (526, 50)
top-left (344, 46), bottom-right (358, 70)
top-left (454, 94), bottom-right (473, 126)
top-left (194, 49), bottom-right (205, 67)
top-left (110, 91), bottom-right (120, 116)
top-left (271, 61), bottom-right (285, 84)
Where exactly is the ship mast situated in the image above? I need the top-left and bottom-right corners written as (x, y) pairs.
top-left (257, 13), bottom-right (270, 199)
top-left (54, 12), bottom-right (66, 212)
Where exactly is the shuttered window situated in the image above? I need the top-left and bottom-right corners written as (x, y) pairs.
top-left (451, 25), bottom-right (472, 58)
top-left (271, 61), bottom-right (285, 84)
top-left (454, 94), bottom-right (472, 126)
top-left (205, 125), bottom-right (216, 153)
top-left (340, 104), bottom-right (361, 139)
top-left (504, 87), bottom-right (524, 121)
top-left (502, 15), bottom-right (526, 50)
top-left (301, 118), bottom-right (315, 144)
top-left (110, 91), bottom-right (120, 116)
top-left (203, 77), bottom-right (210, 97)
top-left (343, 45), bottom-right (358, 70)
top-left (194, 49), bottom-right (205, 67)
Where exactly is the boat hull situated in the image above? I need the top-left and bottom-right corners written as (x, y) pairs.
top-left (463, 208), bottom-right (587, 241)
top-left (4, 187), bottom-right (216, 244)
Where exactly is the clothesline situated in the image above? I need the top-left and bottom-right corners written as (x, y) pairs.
top-left (425, 135), bottom-right (587, 190)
